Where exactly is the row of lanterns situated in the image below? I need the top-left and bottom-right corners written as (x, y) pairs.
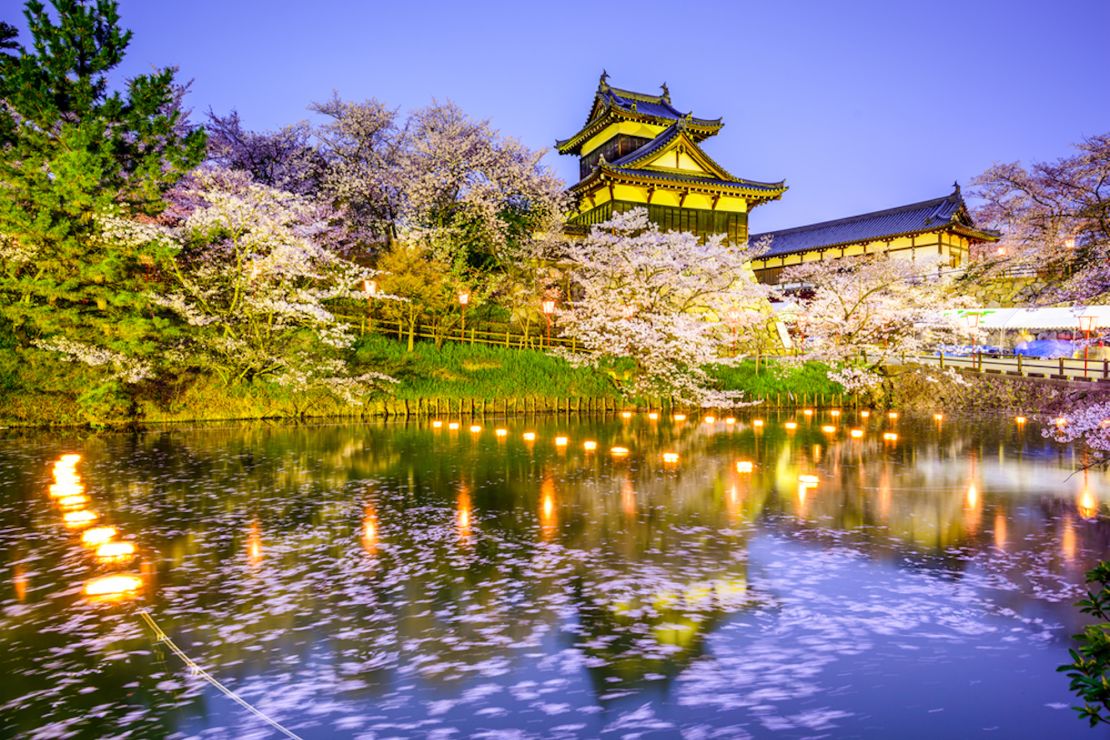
top-left (47, 454), bottom-right (142, 601)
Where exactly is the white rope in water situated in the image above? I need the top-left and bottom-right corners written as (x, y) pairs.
top-left (138, 610), bottom-right (303, 740)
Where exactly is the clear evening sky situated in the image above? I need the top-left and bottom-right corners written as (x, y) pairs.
top-left (7, 0), bottom-right (1109, 231)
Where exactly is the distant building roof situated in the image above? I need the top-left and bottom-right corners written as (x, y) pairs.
top-left (750, 185), bottom-right (1000, 258)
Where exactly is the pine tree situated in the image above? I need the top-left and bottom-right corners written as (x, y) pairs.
top-left (0, 1), bottom-right (205, 419)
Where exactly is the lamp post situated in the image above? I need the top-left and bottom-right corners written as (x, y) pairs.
top-left (1079, 314), bottom-right (1097, 379)
top-left (542, 299), bottom-right (555, 347)
top-left (458, 291), bottom-right (470, 341)
top-left (965, 312), bottom-right (981, 370)
top-left (363, 279), bottom-right (377, 334)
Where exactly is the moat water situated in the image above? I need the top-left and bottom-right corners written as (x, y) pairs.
top-left (1, 412), bottom-right (1107, 738)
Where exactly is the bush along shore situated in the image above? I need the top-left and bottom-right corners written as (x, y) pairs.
top-left (0, 336), bottom-right (850, 428)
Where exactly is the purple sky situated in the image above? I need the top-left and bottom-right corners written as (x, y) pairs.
top-left (9, 0), bottom-right (1110, 230)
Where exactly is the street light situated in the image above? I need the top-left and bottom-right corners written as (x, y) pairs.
top-left (542, 299), bottom-right (556, 347)
top-left (1079, 314), bottom-right (1097, 379)
top-left (458, 291), bottom-right (470, 339)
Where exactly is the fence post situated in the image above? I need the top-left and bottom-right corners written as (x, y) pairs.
top-left (939, 351), bottom-right (944, 370)
top-left (1016, 354), bottom-right (1023, 375)
top-left (1059, 357), bottom-right (1065, 378)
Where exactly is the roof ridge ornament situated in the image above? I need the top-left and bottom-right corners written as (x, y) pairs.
top-left (952, 180), bottom-right (961, 195)
top-left (599, 69), bottom-right (610, 91)
top-left (660, 82), bottom-right (670, 102)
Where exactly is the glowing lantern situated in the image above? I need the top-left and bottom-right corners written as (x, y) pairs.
top-left (96, 540), bottom-right (137, 561)
top-left (821, 425), bottom-right (836, 434)
top-left (58, 494), bottom-right (89, 509)
top-left (883, 432), bottom-right (898, 441)
top-left (59, 454), bottom-right (81, 465)
top-left (888, 411), bottom-right (898, 419)
top-left (1054, 417), bottom-right (1067, 428)
top-left (784, 421), bottom-right (798, 430)
top-left (803, 409), bottom-right (813, 416)
top-left (495, 428), bottom-right (508, 438)
top-left (662, 452), bottom-right (679, 464)
top-left (736, 460), bottom-right (753, 473)
top-left (860, 410), bottom-right (871, 419)
top-left (555, 436), bottom-right (568, 447)
top-left (49, 481), bottom-right (84, 498)
top-left (725, 417), bottom-right (736, 425)
top-left (469, 425), bottom-right (482, 433)
top-left (752, 419), bottom-right (764, 427)
top-left (63, 510), bottom-right (97, 528)
top-left (83, 573), bottom-right (142, 600)
top-left (610, 446), bottom-right (630, 457)
top-left (673, 413), bottom-right (687, 422)
top-left (431, 420), bottom-right (443, 428)
top-left (829, 409), bottom-right (841, 417)
top-left (850, 429), bottom-right (864, 439)
top-left (933, 413), bottom-right (944, 422)
top-left (522, 432), bottom-right (536, 442)
top-left (583, 440), bottom-right (598, 452)
top-left (448, 421), bottom-right (460, 430)
top-left (621, 411), bottom-right (633, 419)
top-left (704, 416), bottom-right (716, 424)
top-left (81, 526), bottom-right (117, 547)
top-left (647, 411), bottom-right (659, 420)
top-left (1014, 416), bottom-right (1026, 425)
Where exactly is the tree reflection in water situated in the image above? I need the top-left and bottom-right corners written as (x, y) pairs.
top-left (0, 413), bottom-right (1106, 737)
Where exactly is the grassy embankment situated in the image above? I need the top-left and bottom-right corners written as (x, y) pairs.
top-left (0, 335), bottom-right (845, 426)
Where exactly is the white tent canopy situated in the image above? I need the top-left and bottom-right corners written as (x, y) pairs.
top-left (949, 306), bottom-right (1110, 331)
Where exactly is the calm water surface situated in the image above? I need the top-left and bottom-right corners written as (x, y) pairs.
top-left (1, 412), bottom-right (1108, 739)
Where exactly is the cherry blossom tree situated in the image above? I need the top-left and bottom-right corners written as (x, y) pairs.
top-left (557, 209), bottom-right (772, 406)
top-left (971, 132), bottom-right (1110, 304)
top-left (104, 168), bottom-right (393, 403)
top-left (780, 255), bottom-right (970, 392)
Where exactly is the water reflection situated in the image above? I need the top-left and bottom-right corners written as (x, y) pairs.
top-left (0, 413), bottom-right (1107, 737)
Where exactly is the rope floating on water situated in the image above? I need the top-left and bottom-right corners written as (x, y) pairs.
top-left (138, 609), bottom-right (303, 740)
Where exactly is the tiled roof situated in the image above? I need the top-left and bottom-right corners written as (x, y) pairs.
top-left (750, 188), bottom-right (999, 257)
top-left (604, 166), bottom-right (785, 193)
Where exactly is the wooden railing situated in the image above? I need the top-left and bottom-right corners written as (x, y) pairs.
top-left (908, 352), bottom-right (1110, 383)
top-left (342, 316), bottom-right (581, 351)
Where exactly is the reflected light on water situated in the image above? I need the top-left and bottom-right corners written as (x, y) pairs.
top-left (57, 494), bottom-right (89, 509)
top-left (620, 476), bottom-right (636, 517)
top-left (247, 521), bottom-right (262, 566)
top-left (850, 429), bottom-right (864, 439)
top-left (1062, 517), bottom-right (1077, 562)
top-left (966, 483), bottom-right (979, 508)
top-left (457, 490), bottom-right (473, 540)
top-left (83, 573), bottom-right (142, 602)
top-left (784, 421), bottom-right (798, 431)
top-left (610, 446), bottom-right (630, 458)
top-left (362, 508), bottom-right (378, 555)
top-left (1078, 489), bottom-right (1098, 519)
top-left (703, 415), bottom-right (715, 424)
top-left (539, 478), bottom-right (557, 537)
top-left (994, 513), bottom-right (1008, 549)
top-left (48, 481), bottom-right (84, 498)
top-left (522, 432), bottom-right (536, 442)
top-left (495, 428), bottom-right (508, 438)
top-left (662, 452), bottom-right (679, 465)
top-left (735, 460), bottom-right (753, 473)
top-left (554, 436), bottom-right (568, 447)
top-left (63, 510), bottom-right (97, 528)
top-left (96, 541), bottom-right (137, 562)
top-left (13, 565), bottom-right (27, 601)
top-left (583, 440), bottom-right (597, 452)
